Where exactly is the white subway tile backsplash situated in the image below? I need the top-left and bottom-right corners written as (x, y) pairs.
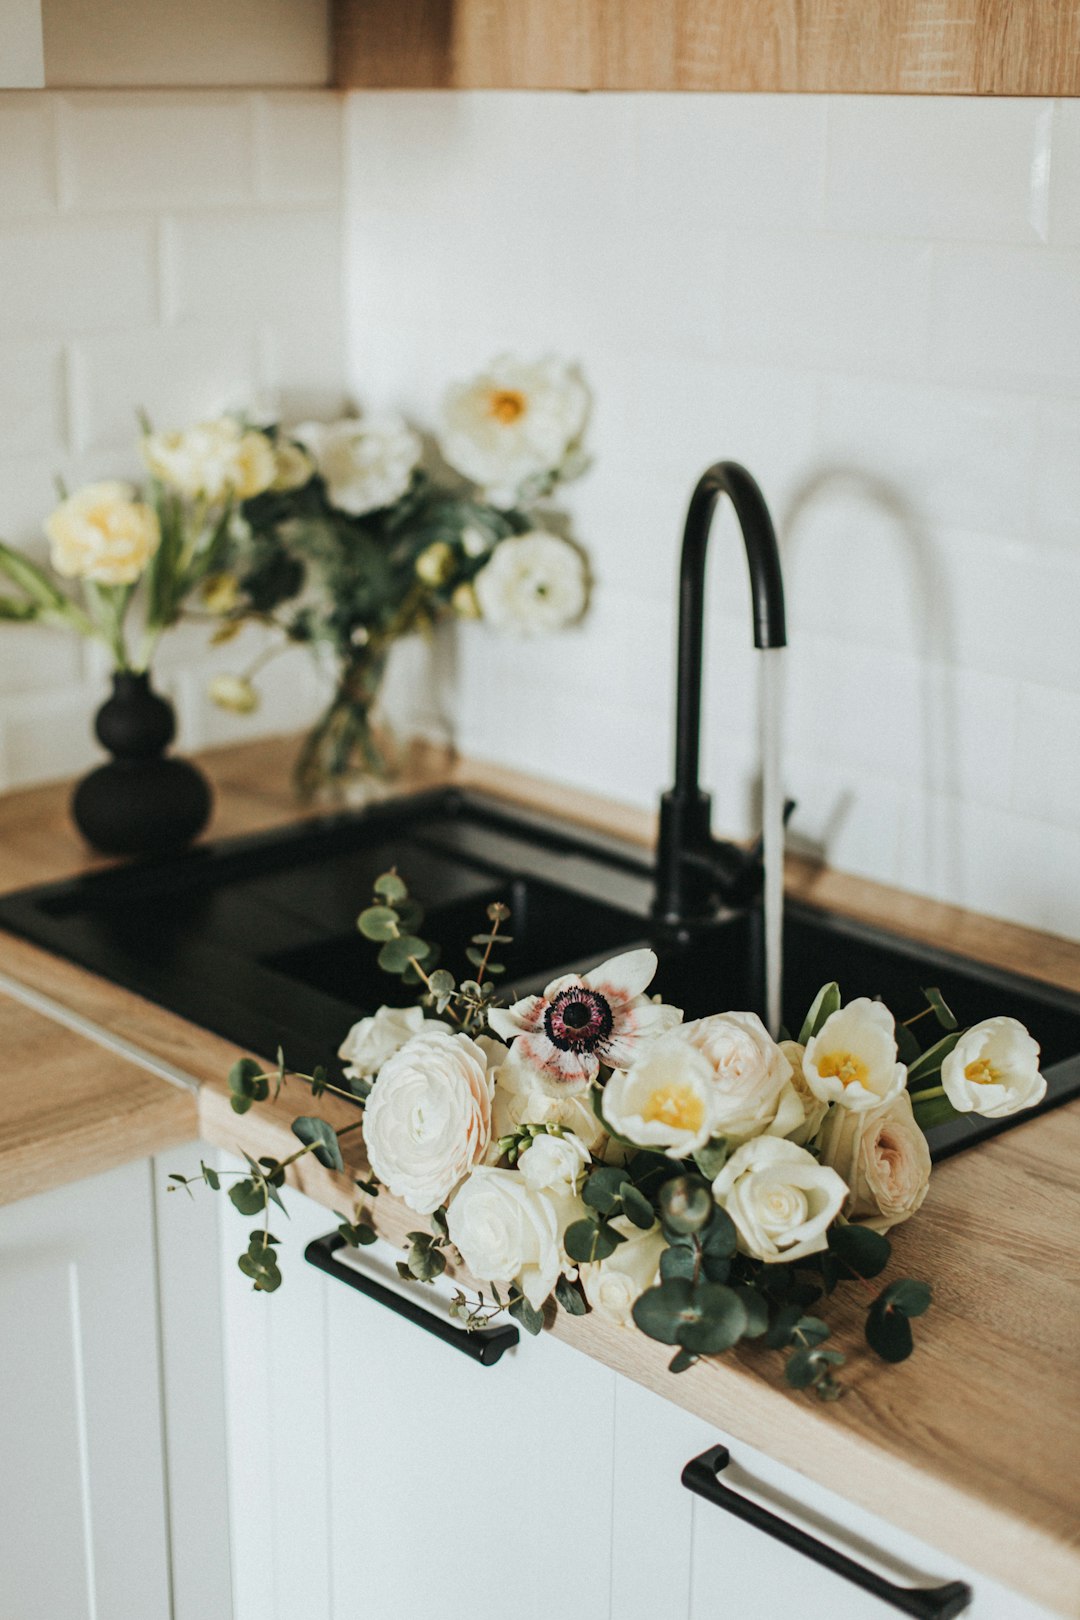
top-left (0, 624), bottom-right (81, 695)
top-left (70, 323), bottom-right (263, 453)
top-left (0, 686), bottom-right (101, 787)
top-left (1048, 100), bottom-right (1080, 247)
top-left (162, 207), bottom-right (341, 324)
top-left (930, 243), bottom-right (1080, 390)
top-left (1032, 398), bottom-right (1080, 551)
top-left (0, 98), bottom-right (56, 213)
top-left (254, 92), bottom-right (343, 206)
top-left (0, 218), bottom-right (158, 336)
top-left (1013, 682), bottom-right (1080, 831)
top-left (57, 94), bottom-right (254, 211)
top-left (723, 232), bottom-right (933, 374)
top-left (0, 339), bottom-right (66, 460)
top-left (826, 97), bottom-right (1052, 243)
top-left (936, 529), bottom-right (1080, 689)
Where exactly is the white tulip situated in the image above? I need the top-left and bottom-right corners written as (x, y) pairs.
top-left (679, 1011), bottom-right (798, 1144)
top-left (446, 1165), bottom-right (562, 1311)
top-left (294, 416), bottom-right (420, 516)
top-left (602, 1034), bottom-right (719, 1158)
top-left (362, 1028), bottom-right (493, 1214)
top-left (712, 1137), bottom-right (848, 1263)
top-left (777, 1039), bottom-right (830, 1145)
top-left (474, 532), bottom-right (588, 637)
top-left (580, 1219), bottom-right (665, 1328)
top-left (338, 1004), bottom-right (444, 1082)
top-left (437, 354), bottom-right (589, 506)
top-left (816, 1089), bottom-right (931, 1233)
top-left (940, 1017), bottom-right (1046, 1119)
top-left (803, 998), bottom-right (907, 1113)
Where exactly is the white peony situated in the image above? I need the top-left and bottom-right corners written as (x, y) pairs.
top-left (142, 418), bottom-right (277, 503)
top-left (474, 532), bottom-right (588, 636)
top-left (602, 1033), bottom-right (719, 1158)
top-left (678, 1011), bottom-right (800, 1144)
top-left (940, 1017), bottom-right (1046, 1119)
top-left (294, 416), bottom-right (420, 516)
top-left (517, 1130), bottom-right (591, 1195)
top-left (580, 1219), bottom-right (665, 1328)
top-left (816, 1089), bottom-right (931, 1233)
top-left (338, 1004), bottom-right (444, 1082)
top-left (712, 1137), bottom-right (848, 1263)
top-left (437, 354), bottom-right (589, 506)
top-left (361, 1027), bottom-right (493, 1214)
top-left (45, 481), bottom-right (160, 586)
top-left (803, 999), bottom-right (907, 1113)
top-left (446, 1165), bottom-right (562, 1311)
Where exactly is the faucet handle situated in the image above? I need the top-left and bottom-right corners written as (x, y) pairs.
top-left (707, 798), bottom-right (797, 910)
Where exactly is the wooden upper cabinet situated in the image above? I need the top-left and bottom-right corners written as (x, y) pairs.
top-left (333, 0), bottom-right (1080, 95)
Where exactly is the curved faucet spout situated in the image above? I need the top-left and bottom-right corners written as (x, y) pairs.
top-left (655, 461), bottom-right (787, 929)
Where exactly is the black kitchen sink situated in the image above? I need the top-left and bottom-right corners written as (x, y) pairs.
top-left (0, 785), bottom-right (1077, 1161)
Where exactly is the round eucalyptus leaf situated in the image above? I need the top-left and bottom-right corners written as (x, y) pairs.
top-left (357, 905), bottom-right (399, 941)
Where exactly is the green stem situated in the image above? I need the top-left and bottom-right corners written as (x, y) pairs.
top-left (909, 1083), bottom-right (945, 1101)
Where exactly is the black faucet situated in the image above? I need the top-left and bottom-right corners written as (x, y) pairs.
top-left (653, 461), bottom-right (788, 931)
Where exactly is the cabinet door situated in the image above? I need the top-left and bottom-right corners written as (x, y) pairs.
top-left (0, 1159), bottom-right (171, 1620)
top-left (611, 1374), bottom-right (1062, 1620)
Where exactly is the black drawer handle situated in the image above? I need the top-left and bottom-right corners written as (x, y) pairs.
top-left (304, 1232), bottom-right (519, 1366)
top-left (682, 1447), bottom-right (972, 1619)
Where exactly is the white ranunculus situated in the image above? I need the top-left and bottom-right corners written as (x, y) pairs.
top-left (679, 1011), bottom-right (799, 1144)
top-left (294, 416), bottom-right (420, 516)
top-left (45, 481), bottom-right (161, 586)
top-left (778, 1040), bottom-right (830, 1145)
top-left (803, 998), bottom-right (907, 1113)
top-left (437, 354), bottom-right (589, 506)
top-left (143, 419), bottom-right (277, 503)
top-left (474, 532), bottom-right (588, 636)
top-left (362, 1028), bottom-right (493, 1214)
top-left (446, 1165), bottom-right (562, 1311)
top-left (816, 1089), bottom-right (931, 1233)
top-left (491, 1044), bottom-right (607, 1151)
top-left (940, 1017), bottom-right (1046, 1119)
top-left (712, 1137), bottom-right (848, 1263)
top-left (580, 1218), bottom-right (665, 1328)
top-left (338, 1004), bottom-right (445, 1082)
top-left (602, 1033), bottom-right (719, 1158)
top-left (517, 1130), bottom-right (591, 1194)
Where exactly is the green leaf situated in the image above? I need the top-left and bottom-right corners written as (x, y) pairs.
top-left (428, 969), bottom-right (455, 999)
top-left (763, 1301), bottom-right (803, 1349)
top-left (735, 1287), bottom-right (770, 1338)
top-left (228, 1178), bottom-right (266, 1217)
top-left (701, 1207), bottom-right (738, 1260)
top-left (291, 1116), bottom-right (344, 1172)
top-left (895, 1021), bottom-right (923, 1066)
top-left (693, 1138), bottom-right (730, 1180)
top-left (378, 935), bottom-right (431, 974)
top-left (827, 1223), bottom-right (891, 1279)
top-left (659, 1242), bottom-right (697, 1282)
top-left (658, 1175), bottom-right (714, 1237)
top-left (373, 872), bottom-right (408, 903)
top-left (357, 905), bottom-right (400, 941)
top-left (912, 1093), bottom-right (960, 1131)
top-left (554, 1276), bottom-right (588, 1316)
top-left (879, 1278), bottom-right (932, 1317)
top-left (785, 1346), bottom-right (845, 1390)
top-left (564, 1217), bottom-right (625, 1265)
top-left (200, 1161), bottom-right (220, 1191)
top-left (632, 1278), bottom-right (693, 1345)
top-left (407, 1244), bottom-right (446, 1283)
top-left (793, 1315), bottom-right (831, 1347)
top-left (907, 1029), bottom-right (963, 1085)
top-left (798, 982), bottom-right (841, 1045)
top-left (922, 986), bottom-right (958, 1032)
top-left (228, 1056), bottom-right (266, 1099)
top-left (632, 1278), bottom-right (748, 1354)
top-left (668, 1349), bottom-right (698, 1374)
top-left (621, 1184), bottom-right (656, 1231)
top-left (865, 1301), bottom-right (914, 1363)
top-left (465, 946), bottom-right (486, 968)
top-left (508, 1292), bottom-right (544, 1335)
top-left (582, 1165), bottom-right (630, 1217)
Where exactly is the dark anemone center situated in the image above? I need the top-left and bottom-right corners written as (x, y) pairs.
top-left (562, 1002), bottom-right (592, 1029)
top-left (544, 988), bottom-right (614, 1052)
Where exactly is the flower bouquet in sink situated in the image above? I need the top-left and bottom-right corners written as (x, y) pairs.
top-left (197, 354), bottom-right (592, 800)
top-left (174, 872), bottom-right (1049, 1399)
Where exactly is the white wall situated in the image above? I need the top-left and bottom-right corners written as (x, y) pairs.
top-left (0, 89), bottom-right (346, 785)
top-left (343, 91), bottom-right (1080, 940)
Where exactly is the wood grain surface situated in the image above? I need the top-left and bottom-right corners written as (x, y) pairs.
top-left (333, 0), bottom-right (1080, 95)
top-left (0, 733), bottom-right (1077, 1610)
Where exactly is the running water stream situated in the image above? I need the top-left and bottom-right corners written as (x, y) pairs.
top-left (760, 648), bottom-right (786, 1038)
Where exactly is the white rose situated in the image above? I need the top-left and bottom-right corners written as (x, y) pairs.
top-left (491, 1043), bottom-right (607, 1150)
top-left (517, 1130), bottom-right (591, 1194)
top-left (803, 998), bottom-right (907, 1113)
top-left (940, 1017), bottom-right (1046, 1118)
top-left (474, 532), bottom-right (588, 636)
top-left (712, 1137), bottom-right (848, 1263)
top-left (778, 1040), bottom-right (830, 1145)
top-left (362, 1028), bottom-right (493, 1214)
top-left (338, 1004), bottom-right (445, 1082)
top-left (602, 1033), bottom-right (719, 1157)
top-left (295, 416), bottom-right (420, 516)
top-left (45, 481), bottom-right (160, 586)
top-left (446, 1165), bottom-right (561, 1311)
top-left (143, 419), bottom-right (276, 502)
top-left (437, 354), bottom-right (589, 506)
top-left (679, 1012), bottom-right (799, 1144)
top-left (816, 1090), bottom-right (931, 1233)
top-left (580, 1218), bottom-right (665, 1328)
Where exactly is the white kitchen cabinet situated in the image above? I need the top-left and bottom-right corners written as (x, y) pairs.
top-left (0, 1159), bottom-right (172, 1620)
top-left (0, 0), bottom-right (44, 87)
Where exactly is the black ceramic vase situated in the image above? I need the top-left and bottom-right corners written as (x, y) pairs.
top-left (72, 672), bottom-right (213, 857)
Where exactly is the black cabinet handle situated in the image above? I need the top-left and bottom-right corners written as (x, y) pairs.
top-left (304, 1232), bottom-right (519, 1366)
top-left (682, 1447), bottom-right (972, 1619)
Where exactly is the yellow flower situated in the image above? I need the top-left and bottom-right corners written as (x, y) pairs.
top-left (143, 419), bottom-right (276, 503)
top-left (201, 572), bottom-right (241, 615)
top-left (415, 540), bottom-right (455, 587)
top-left (208, 673), bottom-right (258, 714)
top-left (45, 481), bottom-right (160, 586)
top-left (451, 582), bottom-right (481, 619)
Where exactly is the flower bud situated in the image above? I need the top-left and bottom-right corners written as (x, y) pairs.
top-left (659, 1174), bottom-right (714, 1235)
top-left (415, 540), bottom-right (455, 586)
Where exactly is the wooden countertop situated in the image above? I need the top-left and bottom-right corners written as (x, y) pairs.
top-left (0, 733), bottom-right (1077, 1614)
